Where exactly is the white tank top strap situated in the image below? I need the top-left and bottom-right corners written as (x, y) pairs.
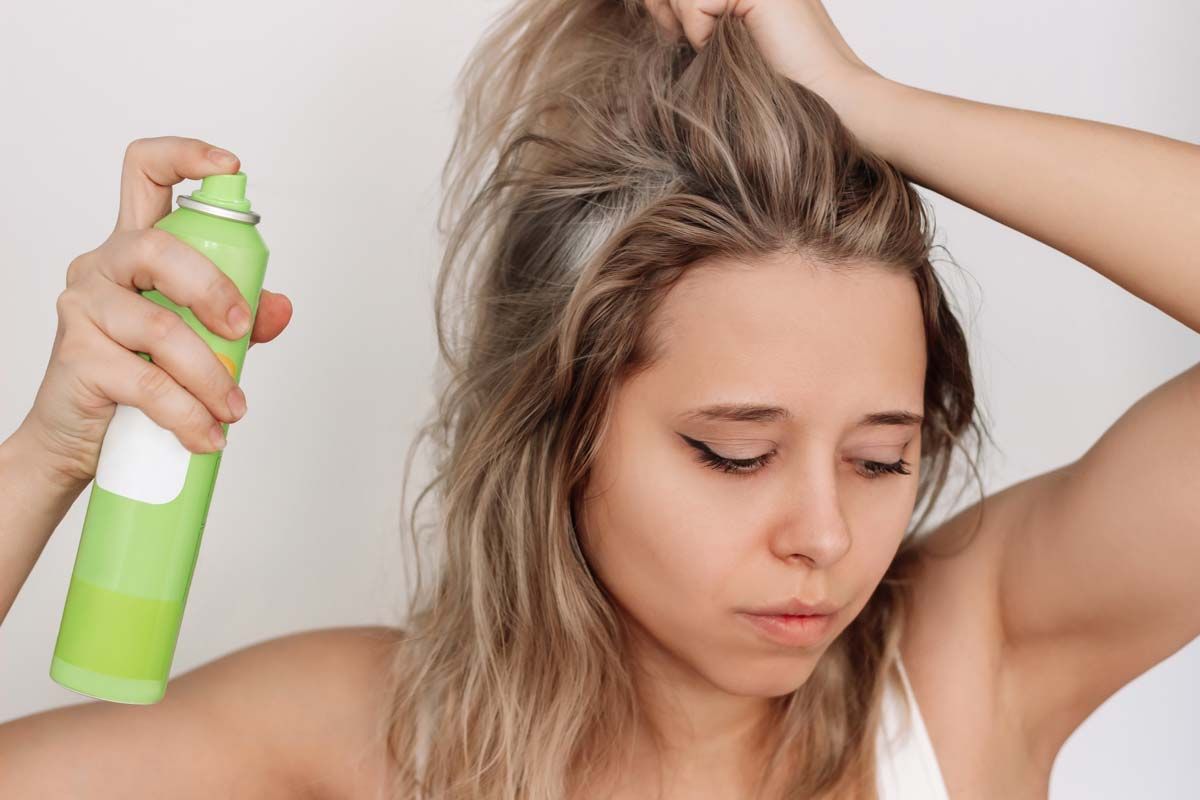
top-left (874, 654), bottom-right (951, 800)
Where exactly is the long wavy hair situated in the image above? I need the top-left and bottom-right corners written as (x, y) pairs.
top-left (375, 2), bottom-right (993, 798)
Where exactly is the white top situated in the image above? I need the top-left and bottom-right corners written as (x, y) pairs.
top-left (875, 655), bottom-right (951, 800)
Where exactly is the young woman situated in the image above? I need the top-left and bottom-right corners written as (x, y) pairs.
top-left (2, 1), bottom-right (1197, 798)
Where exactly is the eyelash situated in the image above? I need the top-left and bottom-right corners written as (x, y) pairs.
top-left (683, 436), bottom-right (912, 480)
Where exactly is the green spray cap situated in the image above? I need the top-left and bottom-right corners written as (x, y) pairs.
top-left (177, 171), bottom-right (261, 225)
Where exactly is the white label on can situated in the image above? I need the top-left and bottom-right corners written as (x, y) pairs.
top-left (94, 403), bottom-right (191, 505)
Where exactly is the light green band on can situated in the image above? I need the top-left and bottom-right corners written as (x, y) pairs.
top-left (54, 575), bottom-right (182, 681)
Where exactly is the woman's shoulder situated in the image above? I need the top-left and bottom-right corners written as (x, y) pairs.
top-left (0, 625), bottom-right (406, 800)
top-left (230, 625), bottom-right (406, 800)
top-left (303, 626), bottom-right (407, 800)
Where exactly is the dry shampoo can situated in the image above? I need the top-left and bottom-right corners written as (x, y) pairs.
top-left (50, 171), bottom-right (268, 704)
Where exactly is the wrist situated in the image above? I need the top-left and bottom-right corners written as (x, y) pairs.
top-left (0, 419), bottom-right (87, 626)
top-left (811, 69), bottom-right (913, 164)
top-left (6, 418), bottom-right (92, 501)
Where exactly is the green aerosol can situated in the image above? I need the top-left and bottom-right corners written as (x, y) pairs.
top-left (50, 171), bottom-right (268, 704)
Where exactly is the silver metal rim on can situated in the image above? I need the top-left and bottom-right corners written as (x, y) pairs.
top-left (177, 194), bottom-right (262, 225)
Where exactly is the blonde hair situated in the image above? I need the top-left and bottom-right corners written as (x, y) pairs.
top-left (377, 2), bottom-right (992, 798)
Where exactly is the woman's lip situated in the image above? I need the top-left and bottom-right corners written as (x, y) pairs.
top-left (736, 611), bottom-right (836, 648)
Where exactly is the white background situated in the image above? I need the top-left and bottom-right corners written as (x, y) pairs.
top-left (1, 1), bottom-right (1197, 796)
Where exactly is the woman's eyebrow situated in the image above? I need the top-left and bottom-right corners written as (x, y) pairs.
top-left (678, 402), bottom-right (924, 428)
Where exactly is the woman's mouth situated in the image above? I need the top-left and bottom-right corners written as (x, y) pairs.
top-left (736, 611), bottom-right (836, 647)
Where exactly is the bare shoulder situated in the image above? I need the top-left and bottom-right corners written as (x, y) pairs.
top-left (174, 624), bottom-right (406, 800)
top-left (259, 625), bottom-right (406, 800)
top-left (161, 623), bottom-right (405, 800)
top-left (0, 624), bottom-right (404, 800)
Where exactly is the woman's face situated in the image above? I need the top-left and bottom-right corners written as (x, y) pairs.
top-left (577, 252), bottom-right (927, 700)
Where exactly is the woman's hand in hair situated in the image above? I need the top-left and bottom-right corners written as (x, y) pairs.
top-left (644, 0), bottom-right (881, 98)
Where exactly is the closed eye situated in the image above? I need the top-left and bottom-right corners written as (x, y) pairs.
top-left (679, 433), bottom-right (912, 480)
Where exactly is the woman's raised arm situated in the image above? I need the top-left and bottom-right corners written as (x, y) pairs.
top-left (824, 70), bottom-right (1200, 333)
top-left (783, 12), bottom-right (1200, 764)
top-left (652, 0), bottom-right (1200, 768)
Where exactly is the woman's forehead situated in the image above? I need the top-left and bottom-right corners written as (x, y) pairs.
top-left (641, 254), bottom-right (927, 404)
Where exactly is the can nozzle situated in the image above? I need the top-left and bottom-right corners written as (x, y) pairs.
top-left (192, 171), bottom-right (253, 213)
top-left (177, 170), bottom-right (261, 224)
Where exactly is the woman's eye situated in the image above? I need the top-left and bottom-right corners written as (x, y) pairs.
top-left (680, 434), bottom-right (912, 480)
top-left (681, 434), bottom-right (772, 476)
top-left (693, 446), bottom-right (774, 476)
top-left (855, 458), bottom-right (912, 479)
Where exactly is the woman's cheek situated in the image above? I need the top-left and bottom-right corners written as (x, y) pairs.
top-left (583, 478), bottom-right (732, 626)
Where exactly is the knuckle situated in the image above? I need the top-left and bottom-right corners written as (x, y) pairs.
top-left (65, 254), bottom-right (87, 287)
top-left (144, 305), bottom-right (181, 342)
top-left (54, 289), bottom-right (95, 343)
top-left (180, 397), bottom-right (213, 436)
top-left (136, 227), bottom-right (174, 263)
top-left (123, 137), bottom-right (149, 163)
top-left (205, 269), bottom-right (242, 310)
top-left (207, 358), bottom-right (233, 398)
top-left (54, 288), bottom-right (80, 320)
top-left (54, 326), bottom-right (90, 369)
top-left (198, 372), bottom-right (229, 415)
top-left (135, 361), bottom-right (173, 400)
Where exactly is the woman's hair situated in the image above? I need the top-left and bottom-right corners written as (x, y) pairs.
top-left (376, 1), bottom-right (993, 798)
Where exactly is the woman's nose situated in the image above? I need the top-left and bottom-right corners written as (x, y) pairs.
top-left (768, 472), bottom-right (853, 569)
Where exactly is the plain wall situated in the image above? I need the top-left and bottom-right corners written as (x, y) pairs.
top-left (1, 1), bottom-right (1197, 796)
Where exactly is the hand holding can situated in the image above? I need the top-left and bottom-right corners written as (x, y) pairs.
top-left (21, 137), bottom-right (292, 492)
top-left (45, 136), bottom-right (289, 704)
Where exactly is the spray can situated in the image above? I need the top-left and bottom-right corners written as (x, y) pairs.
top-left (49, 171), bottom-right (268, 704)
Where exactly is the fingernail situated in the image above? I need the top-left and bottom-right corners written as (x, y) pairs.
top-left (227, 386), bottom-right (246, 419)
top-left (210, 422), bottom-right (227, 450)
top-left (209, 148), bottom-right (238, 166)
top-left (228, 304), bottom-right (250, 337)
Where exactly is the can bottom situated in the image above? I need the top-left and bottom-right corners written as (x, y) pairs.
top-left (50, 656), bottom-right (166, 705)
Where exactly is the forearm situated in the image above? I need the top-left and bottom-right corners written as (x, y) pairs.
top-left (0, 422), bottom-right (87, 625)
top-left (825, 72), bottom-right (1200, 334)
